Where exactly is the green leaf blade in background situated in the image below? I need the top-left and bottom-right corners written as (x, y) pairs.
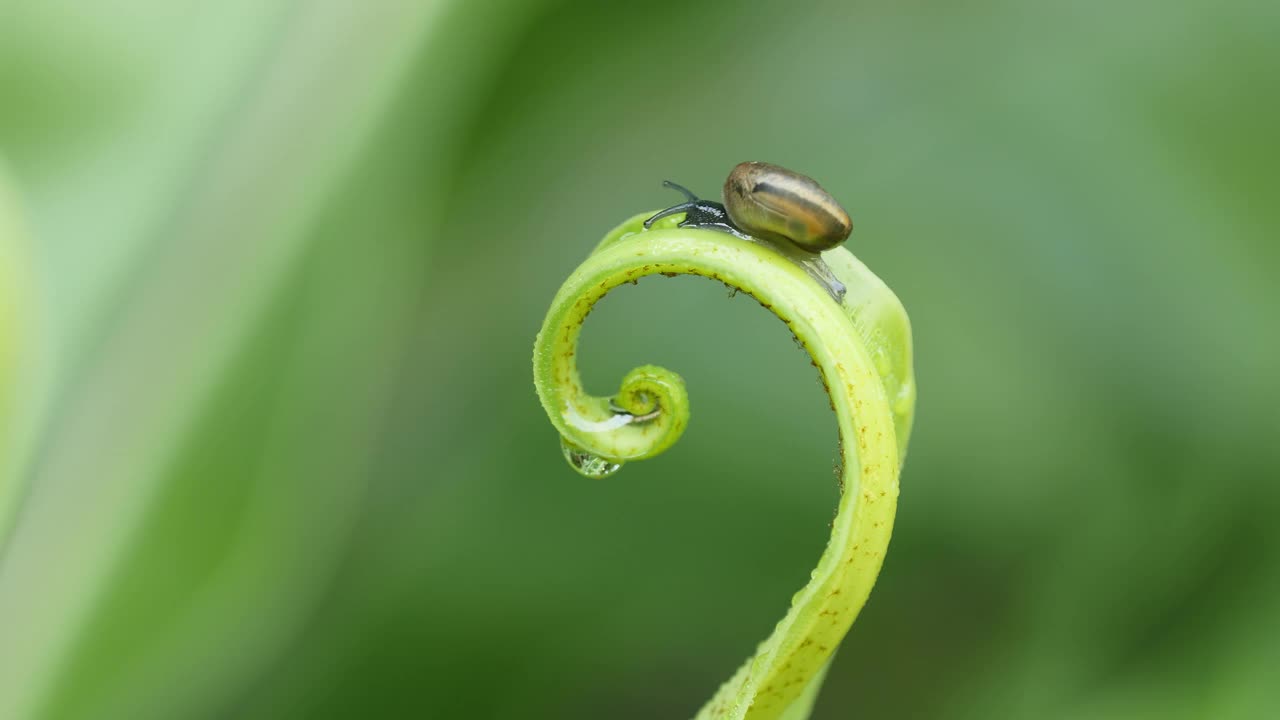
top-left (0, 161), bottom-right (33, 539)
top-left (0, 1), bottom-right (459, 716)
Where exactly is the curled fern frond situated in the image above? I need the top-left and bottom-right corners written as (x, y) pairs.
top-left (533, 208), bottom-right (916, 719)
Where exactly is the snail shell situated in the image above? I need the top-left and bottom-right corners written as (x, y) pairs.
top-left (723, 161), bottom-right (852, 253)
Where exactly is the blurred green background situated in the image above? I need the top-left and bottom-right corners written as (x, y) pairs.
top-left (2, 0), bottom-right (1278, 718)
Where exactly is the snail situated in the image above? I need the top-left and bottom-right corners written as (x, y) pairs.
top-left (644, 161), bottom-right (852, 253)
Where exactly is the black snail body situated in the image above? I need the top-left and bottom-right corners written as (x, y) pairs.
top-left (643, 180), bottom-right (740, 236)
top-left (644, 162), bottom-right (852, 254)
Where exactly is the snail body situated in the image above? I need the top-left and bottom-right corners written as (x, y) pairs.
top-left (645, 162), bottom-right (851, 254)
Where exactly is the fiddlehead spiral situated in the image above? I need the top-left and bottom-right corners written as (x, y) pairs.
top-left (532, 207), bottom-right (916, 719)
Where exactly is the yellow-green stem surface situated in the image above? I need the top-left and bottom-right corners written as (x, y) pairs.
top-left (533, 210), bottom-right (916, 719)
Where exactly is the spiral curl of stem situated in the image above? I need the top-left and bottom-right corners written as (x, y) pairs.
top-left (532, 209), bottom-right (916, 720)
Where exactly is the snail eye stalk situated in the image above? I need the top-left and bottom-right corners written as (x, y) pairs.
top-left (643, 201), bottom-right (698, 228)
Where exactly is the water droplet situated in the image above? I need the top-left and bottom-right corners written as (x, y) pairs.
top-left (560, 437), bottom-right (623, 479)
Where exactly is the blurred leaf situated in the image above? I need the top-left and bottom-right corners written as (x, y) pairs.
top-left (0, 161), bottom-right (32, 537)
top-left (0, 1), bottom-right (456, 717)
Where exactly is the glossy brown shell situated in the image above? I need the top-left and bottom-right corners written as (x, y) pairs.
top-left (722, 161), bottom-right (852, 252)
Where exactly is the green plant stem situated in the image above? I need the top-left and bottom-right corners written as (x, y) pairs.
top-left (533, 210), bottom-right (915, 719)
